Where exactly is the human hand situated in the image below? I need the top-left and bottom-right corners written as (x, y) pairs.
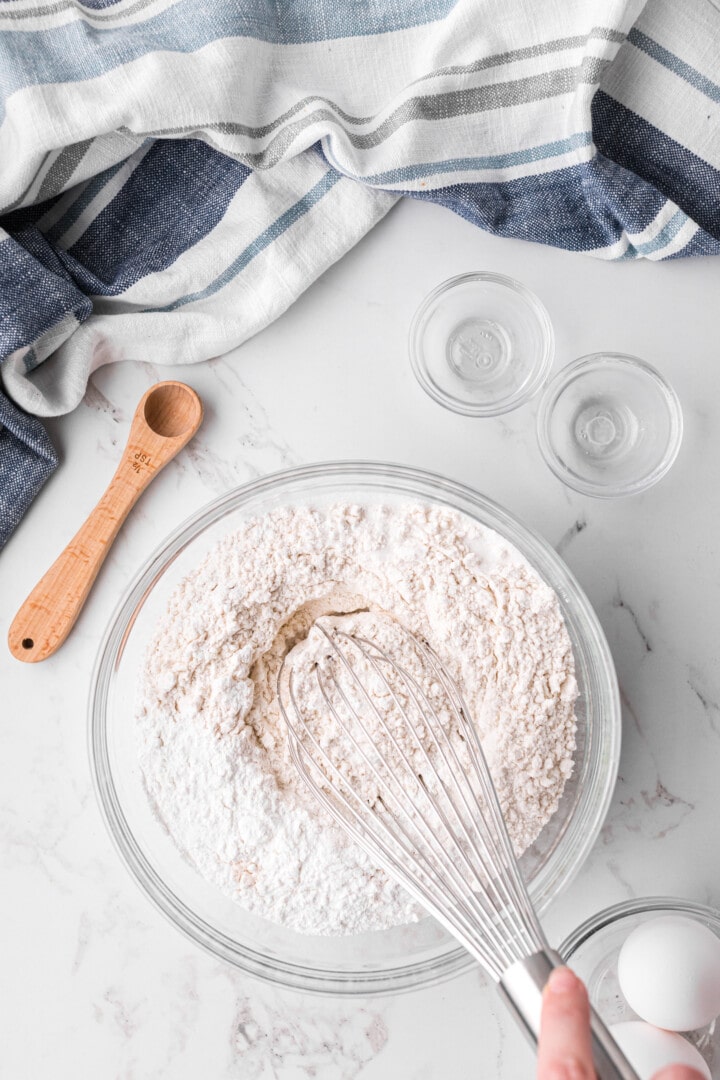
top-left (537, 966), bottom-right (707, 1080)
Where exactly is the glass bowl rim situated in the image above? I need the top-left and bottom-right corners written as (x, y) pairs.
top-left (409, 271), bottom-right (555, 418)
top-left (536, 352), bottom-right (684, 499)
top-left (89, 459), bottom-right (620, 995)
top-left (559, 895), bottom-right (720, 962)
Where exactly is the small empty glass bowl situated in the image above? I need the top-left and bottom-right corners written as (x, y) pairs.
top-left (559, 897), bottom-right (720, 1075)
top-left (537, 353), bottom-right (683, 498)
top-left (409, 272), bottom-right (554, 416)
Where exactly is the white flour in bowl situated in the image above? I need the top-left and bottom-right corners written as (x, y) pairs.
top-left (136, 502), bottom-right (577, 935)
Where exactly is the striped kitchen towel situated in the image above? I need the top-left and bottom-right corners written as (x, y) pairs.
top-left (1, 0), bottom-right (720, 545)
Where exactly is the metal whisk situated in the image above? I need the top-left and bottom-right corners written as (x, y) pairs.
top-left (278, 616), bottom-right (639, 1080)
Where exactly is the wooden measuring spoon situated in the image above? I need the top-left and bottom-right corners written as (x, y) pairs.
top-left (8, 381), bottom-right (203, 663)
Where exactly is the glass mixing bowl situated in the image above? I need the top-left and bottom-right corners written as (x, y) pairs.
top-left (89, 462), bottom-right (620, 994)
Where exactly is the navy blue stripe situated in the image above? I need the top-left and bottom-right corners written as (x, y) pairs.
top-left (147, 168), bottom-right (340, 312)
top-left (0, 227), bottom-right (91, 357)
top-left (593, 89), bottom-right (720, 240)
top-left (406, 152), bottom-right (670, 252)
top-left (0, 392), bottom-right (58, 550)
top-left (628, 27), bottom-right (720, 104)
top-left (0, 0), bottom-right (459, 124)
top-left (56, 139), bottom-right (251, 296)
top-left (2, 199), bottom-right (57, 233)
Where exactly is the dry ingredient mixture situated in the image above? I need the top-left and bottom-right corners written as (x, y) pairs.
top-left (137, 501), bottom-right (577, 935)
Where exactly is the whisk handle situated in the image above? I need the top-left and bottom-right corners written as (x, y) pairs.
top-left (498, 950), bottom-right (641, 1080)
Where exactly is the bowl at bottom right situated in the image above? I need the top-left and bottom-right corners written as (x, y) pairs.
top-left (559, 897), bottom-right (720, 1077)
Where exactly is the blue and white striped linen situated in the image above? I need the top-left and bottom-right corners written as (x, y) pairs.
top-left (1, 0), bottom-right (720, 545)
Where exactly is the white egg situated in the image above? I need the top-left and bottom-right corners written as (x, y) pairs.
top-left (618, 915), bottom-right (720, 1031)
top-left (610, 1021), bottom-right (711, 1080)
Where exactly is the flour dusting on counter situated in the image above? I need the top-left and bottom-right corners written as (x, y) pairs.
top-left (136, 502), bottom-right (577, 935)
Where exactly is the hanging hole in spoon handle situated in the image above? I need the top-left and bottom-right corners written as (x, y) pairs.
top-left (499, 950), bottom-right (641, 1080)
top-left (7, 381), bottom-right (203, 663)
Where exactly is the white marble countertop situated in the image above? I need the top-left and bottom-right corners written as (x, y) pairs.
top-left (3, 198), bottom-right (720, 1079)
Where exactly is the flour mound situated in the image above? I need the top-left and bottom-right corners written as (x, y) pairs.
top-left (136, 502), bottom-right (577, 936)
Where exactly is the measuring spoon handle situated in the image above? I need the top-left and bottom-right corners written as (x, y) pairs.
top-left (8, 382), bottom-right (202, 663)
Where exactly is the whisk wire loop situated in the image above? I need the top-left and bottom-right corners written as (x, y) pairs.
top-left (285, 675), bottom-right (502, 972)
top-left (332, 629), bottom-right (529, 968)
top-left (279, 620), bottom-right (549, 974)
top-left (303, 663), bottom-right (510, 971)
top-left (403, 631), bottom-right (547, 949)
top-left (325, 631), bottom-right (511, 912)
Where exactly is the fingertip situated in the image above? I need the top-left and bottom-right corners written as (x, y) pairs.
top-left (546, 967), bottom-right (583, 996)
top-left (538, 968), bottom-right (594, 1078)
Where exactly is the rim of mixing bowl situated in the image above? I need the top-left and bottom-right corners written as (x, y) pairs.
top-left (559, 896), bottom-right (720, 962)
top-left (89, 460), bottom-right (620, 994)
